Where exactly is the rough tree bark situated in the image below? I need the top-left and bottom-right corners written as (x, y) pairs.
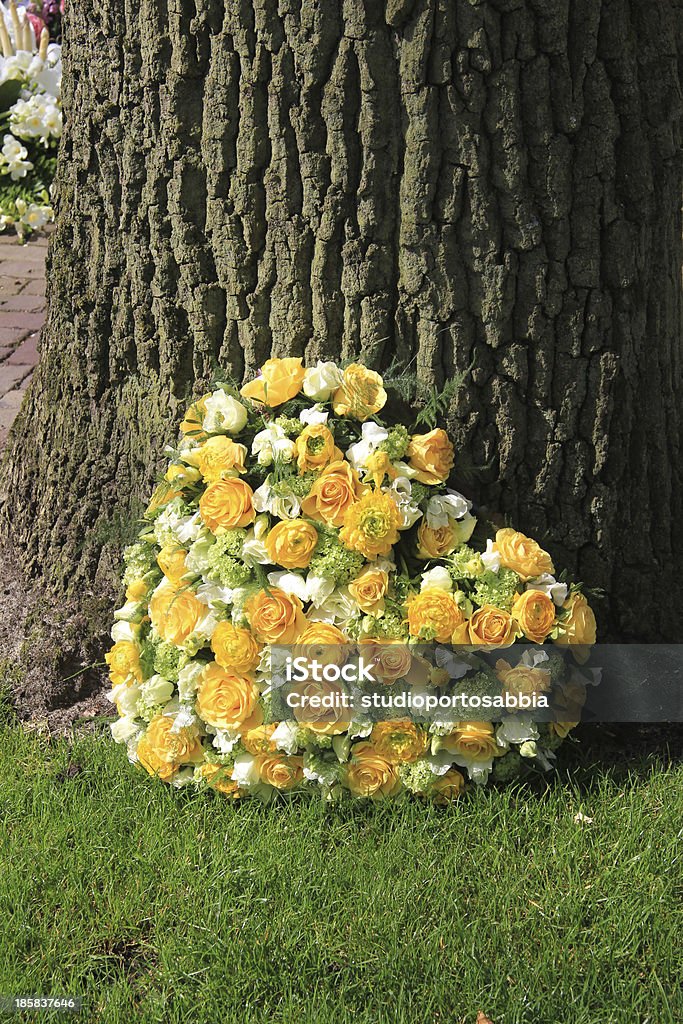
top-left (1, 0), bottom-right (681, 643)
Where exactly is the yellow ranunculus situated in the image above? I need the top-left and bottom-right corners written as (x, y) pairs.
top-left (156, 546), bottom-right (189, 586)
top-left (406, 587), bottom-right (465, 642)
top-left (416, 522), bottom-right (459, 559)
top-left (105, 640), bottom-right (142, 687)
top-left (179, 393), bottom-right (211, 439)
top-left (240, 357), bottom-right (306, 407)
top-left (348, 566), bottom-right (389, 615)
top-left (370, 720), bottom-right (428, 763)
top-left (196, 663), bottom-right (262, 733)
top-left (125, 579), bottom-right (149, 602)
top-left (137, 715), bottom-right (204, 781)
top-left (300, 460), bottom-right (366, 527)
top-left (343, 742), bottom-right (402, 799)
top-left (245, 587), bottom-right (307, 644)
top-left (199, 478), bottom-right (255, 532)
top-left (495, 659), bottom-right (552, 704)
top-left (199, 762), bottom-right (242, 798)
top-left (406, 428), bottom-right (454, 485)
top-left (148, 581), bottom-right (205, 647)
top-left (265, 519), bottom-right (319, 570)
top-left (331, 363), bottom-right (387, 421)
top-left (494, 527), bottom-right (554, 581)
top-left (511, 589), bottom-right (556, 643)
top-left (241, 723), bottom-right (278, 755)
top-left (211, 622), bottom-right (261, 674)
top-left (359, 639), bottom-right (414, 683)
top-left (339, 491), bottom-right (401, 559)
top-left (256, 754), bottom-right (304, 790)
top-left (440, 721), bottom-right (503, 762)
top-left (554, 592), bottom-right (596, 663)
top-left (430, 768), bottom-right (466, 804)
top-left (295, 423), bottom-right (342, 474)
top-left (468, 605), bottom-right (517, 647)
top-left (186, 436), bottom-right (247, 483)
top-left (294, 621), bottom-right (348, 657)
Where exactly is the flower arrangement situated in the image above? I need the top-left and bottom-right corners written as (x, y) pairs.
top-left (108, 358), bottom-right (597, 803)
top-left (0, 0), bottom-right (61, 238)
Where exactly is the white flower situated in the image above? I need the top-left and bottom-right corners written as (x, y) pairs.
top-left (306, 574), bottom-right (335, 607)
top-left (425, 491), bottom-right (472, 528)
top-left (202, 391), bottom-right (247, 434)
top-left (386, 476), bottom-right (422, 529)
top-left (19, 203), bottom-right (52, 229)
top-left (302, 360), bottom-right (343, 401)
top-left (481, 538), bottom-right (501, 572)
top-left (496, 715), bottom-right (539, 746)
top-left (171, 768), bottom-right (196, 788)
top-left (299, 405), bottom-right (329, 426)
top-left (174, 511), bottom-right (203, 546)
top-left (526, 573), bottom-right (568, 607)
top-left (108, 682), bottom-right (141, 718)
top-left (0, 134), bottom-right (32, 180)
top-left (140, 675), bottom-right (174, 707)
top-left (10, 94), bottom-right (61, 145)
top-left (195, 582), bottom-right (234, 611)
top-left (110, 620), bottom-right (139, 643)
top-left (252, 424), bottom-right (296, 464)
top-left (232, 752), bottom-right (260, 786)
top-left (241, 527), bottom-right (271, 565)
top-left (252, 478), bottom-right (300, 519)
top-left (113, 599), bottom-right (144, 624)
top-left (267, 570), bottom-right (310, 604)
top-left (185, 532), bottom-right (215, 574)
top-left (421, 566), bottom-right (453, 592)
top-left (211, 728), bottom-right (241, 755)
top-left (307, 587), bottom-right (359, 628)
top-left (434, 646), bottom-right (471, 679)
top-left (346, 422), bottom-right (389, 471)
top-left (110, 717), bottom-right (142, 745)
top-left (270, 721), bottom-right (301, 755)
top-left (177, 661), bottom-right (204, 702)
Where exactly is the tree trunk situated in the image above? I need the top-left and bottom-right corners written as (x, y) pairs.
top-left (1, 0), bottom-right (681, 643)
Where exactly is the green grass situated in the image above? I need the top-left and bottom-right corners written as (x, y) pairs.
top-left (0, 723), bottom-right (681, 1024)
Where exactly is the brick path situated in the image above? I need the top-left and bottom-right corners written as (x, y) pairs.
top-left (0, 234), bottom-right (47, 447)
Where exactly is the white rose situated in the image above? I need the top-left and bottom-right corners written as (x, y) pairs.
top-left (270, 721), bottom-right (301, 755)
top-left (302, 360), bottom-right (343, 401)
top-left (420, 566), bottom-right (453, 592)
top-left (110, 620), bottom-right (139, 643)
top-left (202, 391), bottom-right (248, 434)
top-left (267, 570), bottom-right (310, 604)
top-left (231, 752), bottom-right (260, 787)
top-left (177, 661), bottom-right (205, 702)
top-left (346, 422), bottom-right (389, 471)
top-left (108, 682), bottom-right (141, 717)
top-left (299, 405), bottom-right (329, 426)
top-left (140, 674), bottom-right (175, 706)
top-left (110, 717), bottom-right (142, 744)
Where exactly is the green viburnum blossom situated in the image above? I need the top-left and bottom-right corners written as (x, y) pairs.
top-left (472, 568), bottom-right (521, 611)
top-left (378, 425), bottom-right (410, 461)
top-left (448, 545), bottom-right (485, 581)
top-left (308, 533), bottom-right (365, 586)
top-left (362, 609), bottom-right (409, 641)
top-left (397, 759), bottom-right (436, 794)
top-left (122, 542), bottom-right (159, 586)
top-left (490, 751), bottom-right (524, 782)
top-left (204, 531), bottom-right (253, 587)
top-left (274, 415), bottom-right (304, 438)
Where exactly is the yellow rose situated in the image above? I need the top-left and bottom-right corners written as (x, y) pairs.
top-left (406, 587), bottom-right (465, 642)
top-left (256, 753), bottom-right (304, 790)
top-left (148, 581), bottom-right (205, 647)
top-left (494, 527), bottom-right (554, 581)
top-left (359, 639), bottom-right (414, 683)
top-left (416, 522), bottom-right (459, 560)
top-left (240, 357), bottom-right (306, 407)
top-left (294, 621), bottom-right (348, 659)
top-left (199, 478), bottom-right (255, 532)
top-left (430, 768), bottom-right (466, 804)
top-left (296, 423), bottom-right (342, 474)
top-left (245, 587), bottom-right (307, 644)
top-left (179, 393), bottom-right (211, 439)
top-left (265, 519), bottom-right (319, 570)
top-left (199, 762), bottom-right (241, 798)
top-left (495, 659), bottom-right (552, 705)
top-left (287, 678), bottom-right (350, 736)
top-left (406, 428), bottom-right (455, 485)
top-left (125, 579), bottom-right (149, 602)
top-left (137, 715), bottom-right (204, 781)
top-left (196, 663), bottom-right (262, 733)
top-left (211, 622), bottom-right (261, 674)
top-left (300, 460), bottom-right (366, 527)
top-left (554, 593), bottom-right (596, 663)
top-left (187, 436), bottom-right (247, 483)
top-left (370, 720), bottom-right (428, 763)
top-left (339, 490), bottom-right (401, 559)
top-left (468, 605), bottom-right (516, 647)
top-left (242, 722), bottom-right (278, 755)
top-left (343, 742), bottom-right (402, 799)
top-left (511, 589), bottom-right (556, 643)
top-left (105, 640), bottom-right (142, 687)
top-left (165, 463), bottom-right (201, 487)
top-left (332, 363), bottom-right (387, 421)
top-left (156, 546), bottom-right (189, 586)
top-left (348, 566), bottom-right (389, 615)
top-left (440, 721), bottom-right (503, 762)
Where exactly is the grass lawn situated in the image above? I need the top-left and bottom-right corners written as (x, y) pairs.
top-left (0, 720), bottom-right (680, 1024)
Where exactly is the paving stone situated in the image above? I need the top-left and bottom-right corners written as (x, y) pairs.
top-left (7, 336), bottom-right (39, 365)
top-left (0, 365), bottom-right (30, 397)
top-left (0, 260), bottom-right (44, 278)
top-left (0, 294), bottom-right (45, 313)
top-left (0, 310), bottom-right (44, 331)
top-left (0, 326), bottom-right (30, 346)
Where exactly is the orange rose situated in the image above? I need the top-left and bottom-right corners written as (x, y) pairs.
top-left (148, 581), bottom-right (205, 647)
top-left (187, 435), bottom-right (247, 482)
top-left (468, 605), bottom-right (517, 647)
top-left (554, 592), bottom-right (596, 663)
top-left (265, 519), bottom-right (319, 569)
top-left (296, 423), bottom-right (342, 474)
top-left (331, 364), bottom-right (387, 420)
top-left (245, 587), bottom-right (307, 644)
top-left (256, 754), bottom-right (304, 790)
top-left (343, 742), bottom-right (402, 799)
top-left (495, 659), bottom-right (552, 705)
top-left (211, 622), bottom-right (261, 674)
top-left (416, 522), bottom-right (459, 559)
top-left (137, 715), bottom-right (204, 781)
top-left (494, 528), bottom-right (554, 581)
top-left (300, 460), bottom-right (366, 527)
top-left (511, 589), bottom-right (556, 643)
top-left (240, 357), bottom-right (305, 407)
top-left (440, 721), bottom-right (503, 762)
top-left (348, 567), bottom-right (389, 615)
top-left (430, 768), bottom-right (466, 804)
top-left (359, 639), bottom-right (414, 683)
top-left (406, 428), bottom-right (455, 485)
top-left (287, 678), bottom-right (350, 736)
top-left (199, 478), bottom-right (255, 531)
top-left (406, 588), bottom-right (465, 642)
top-left (196, 663), bottom-right (262, 733)
top-left (242, 722), bottom-right (278, 755)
